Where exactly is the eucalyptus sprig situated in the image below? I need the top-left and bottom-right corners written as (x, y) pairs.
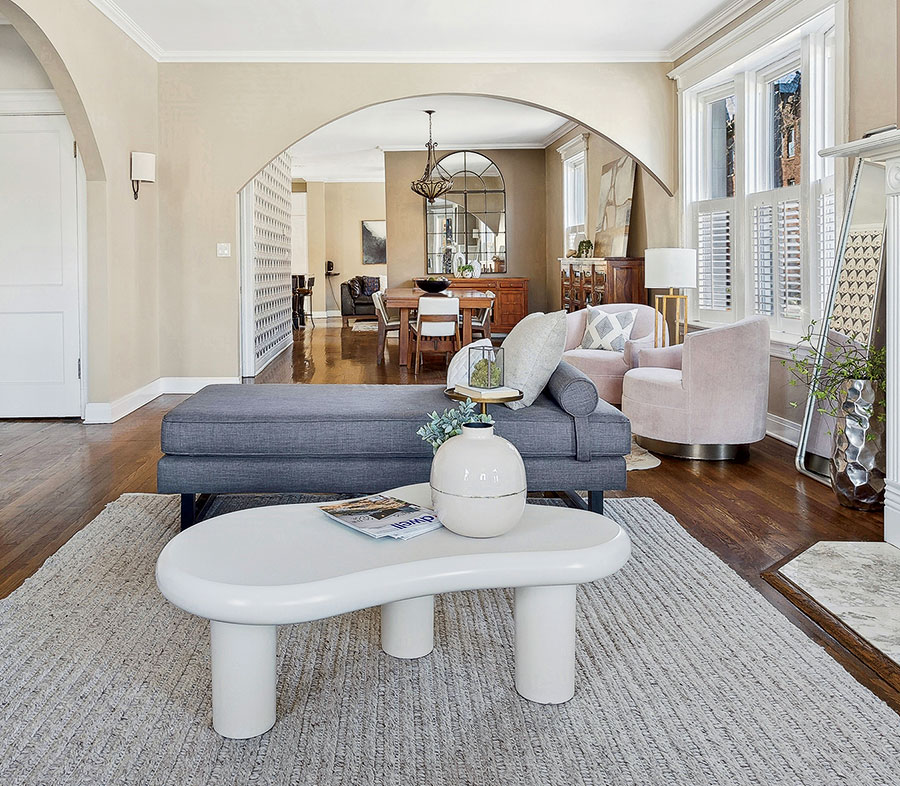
top-left (782, 320), bottom-right (886, 425)
top-left (416, 399), bottom-right (493, 453)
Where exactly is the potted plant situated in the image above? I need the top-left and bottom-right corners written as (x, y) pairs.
top-left (783, 321), bottom-right (886, 510)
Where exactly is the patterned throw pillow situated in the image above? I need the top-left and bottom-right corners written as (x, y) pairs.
top-left (360, 276), bottom-right (381, 296)
top-left (580, 307), bottom-right (638, 352)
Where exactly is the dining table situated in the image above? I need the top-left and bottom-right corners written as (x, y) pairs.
top-left (383, 287), bottom-right (495, 367)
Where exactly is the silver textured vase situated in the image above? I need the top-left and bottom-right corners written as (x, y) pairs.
top-left (830, 378), bottom-right (885, 511)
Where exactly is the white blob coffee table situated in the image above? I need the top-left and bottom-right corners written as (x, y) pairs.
top-left (156, 484), bottom-right (631, 739)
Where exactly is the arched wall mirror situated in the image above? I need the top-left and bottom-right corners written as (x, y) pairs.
top-left (425, 151), bottom-right (507, 276)
top-left (795, 158), bottom-right (887, 481)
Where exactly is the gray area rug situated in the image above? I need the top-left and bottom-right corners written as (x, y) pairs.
top-left (2, 493), bottom-right (900, 785)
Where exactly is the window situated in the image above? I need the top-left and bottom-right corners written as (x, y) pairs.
top-left (771, 69), bottom-right (802, 188)
top-left (564, 151), bottom-right (586, 242)
top-left (680, 8), bottom-right (837, 340)
top-left (557, 133), bottom-right (589, 253)
top-left (709, 96), bottom-right (736, 199)
top-left (693, 88), bottom-right (736, 319)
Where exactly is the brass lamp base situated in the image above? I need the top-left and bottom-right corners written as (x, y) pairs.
top-left (654, 288), bottom-right (688, 347)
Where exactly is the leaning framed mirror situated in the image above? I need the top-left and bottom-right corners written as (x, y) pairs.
top-left (794, 158), bottom-right (887, 482)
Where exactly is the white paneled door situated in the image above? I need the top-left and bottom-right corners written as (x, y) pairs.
top-left (0, 115), bottom-right (81, 417)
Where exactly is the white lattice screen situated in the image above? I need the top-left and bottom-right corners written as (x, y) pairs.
top-left (246, 152), bottom-right (292, 375)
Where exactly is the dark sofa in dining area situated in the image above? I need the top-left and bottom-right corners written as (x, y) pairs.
top-left (341, 275), bottom-right (382, 326)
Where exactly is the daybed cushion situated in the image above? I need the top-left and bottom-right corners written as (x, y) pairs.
top-left (160, 383), bottom-right (630, 460)
top-left (545, 360), bottom-right (599, 417)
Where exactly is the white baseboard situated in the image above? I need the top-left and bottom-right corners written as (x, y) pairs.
top-left (309, 310), bottom-right (341, 319)
top-left (766, 413), bottom-right (802, 446)
top-left (83, 376), bottom-right (240, 424)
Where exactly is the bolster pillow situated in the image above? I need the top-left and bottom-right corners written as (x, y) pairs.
top-left (545, 361), bottom-right (599, 417)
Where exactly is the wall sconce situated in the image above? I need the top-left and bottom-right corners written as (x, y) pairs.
top-left (130, 152), bottom-right (156, 200)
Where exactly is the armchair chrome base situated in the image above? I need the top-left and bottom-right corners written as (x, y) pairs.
top-left (635, 436), bottom-right (750, 462)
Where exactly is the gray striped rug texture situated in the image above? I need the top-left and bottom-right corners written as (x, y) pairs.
top-left (1, 492), bottom-right (899, 785)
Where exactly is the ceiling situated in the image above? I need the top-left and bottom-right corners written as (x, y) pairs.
top-left (88, 0), bottom-right (753, 62)
top-left (288, 95), bottom-right (575, 182)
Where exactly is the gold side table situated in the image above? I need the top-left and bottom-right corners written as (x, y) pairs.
top-left (443, 387), bottom-right (523, 415)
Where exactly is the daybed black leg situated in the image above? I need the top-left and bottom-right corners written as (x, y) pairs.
top-left (588, 491), bottom-right (604, 515)
top-left (181, 494), bottom-right (196, 530)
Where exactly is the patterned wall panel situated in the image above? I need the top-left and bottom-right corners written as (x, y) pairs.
top-left (250, 152), bottom-right (293, 374)
top-left (829, 227), bottom-right (883, 342)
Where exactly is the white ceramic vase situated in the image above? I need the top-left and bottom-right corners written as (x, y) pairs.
top-left (430, 422), bottom-right (527, 538)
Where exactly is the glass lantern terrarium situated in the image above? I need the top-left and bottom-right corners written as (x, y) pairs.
top-left (468, 346), bottom-right (504, 390)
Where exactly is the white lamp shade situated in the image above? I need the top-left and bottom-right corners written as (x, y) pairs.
top-left (130, 152), bottom-right (156, 183)
top-left (644, 248), bottom-right (697, 290)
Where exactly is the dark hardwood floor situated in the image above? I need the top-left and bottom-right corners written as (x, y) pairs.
top-left (1, 319), bottom-right (895, 710)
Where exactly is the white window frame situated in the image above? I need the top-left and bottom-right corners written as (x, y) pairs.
top-left (674, 0), bottom-right (844, 347)
top-left (558, 133), bottom-right (589, 254)
top-left (690, 82), bottom-right (738, 323)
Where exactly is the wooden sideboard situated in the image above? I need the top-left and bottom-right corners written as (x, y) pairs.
top-left (446, 277), bottom-right (528, 334)
top-left (559, 258), bottom-right (645, 311)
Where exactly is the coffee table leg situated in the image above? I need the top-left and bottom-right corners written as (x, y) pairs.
top-left (514, 585), bottom-right (577, 704)
top-left (381, 595), bottom-right (434, 658)
top-left (210, 621), bottom-right (277, 738)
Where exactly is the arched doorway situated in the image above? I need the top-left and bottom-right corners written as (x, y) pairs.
top-left (237, 93), bottom-right (665, 379)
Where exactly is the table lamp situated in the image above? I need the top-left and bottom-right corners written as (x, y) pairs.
top-left (644, 248), bottom-right (697, 346)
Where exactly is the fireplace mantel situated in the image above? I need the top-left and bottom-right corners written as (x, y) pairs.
top-left (821, 129), bottom-right (900, 545)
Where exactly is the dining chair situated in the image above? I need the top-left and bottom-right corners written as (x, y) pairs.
top-left (372, 290), bottom-right (403, 365)
top-left (410, 295), bottom-right (460, 374)
top-left (470, 298), bottom-right (493, 340)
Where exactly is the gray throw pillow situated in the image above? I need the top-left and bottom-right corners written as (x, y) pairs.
top-left (500, 311), bottom-right (568, 410)
top-left (581, 307), bottom-right (638, 352)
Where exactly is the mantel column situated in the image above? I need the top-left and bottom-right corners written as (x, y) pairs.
top-left (884, 157), bottom-right (900, 546)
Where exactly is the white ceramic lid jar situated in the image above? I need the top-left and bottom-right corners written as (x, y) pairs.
top-left (430, 422), bottom-right (527, 538)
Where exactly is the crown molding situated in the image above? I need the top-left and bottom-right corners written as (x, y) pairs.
top-left (541, 120), bottom-right (579, 148)
top-left (311, 177), bottom-right (387, 183)
top-left (668, 0), bottom-right (835, 88)
top-left (157, 49), bottom-right (671, 64)
top-left (0, 12), bottom-right (10, 25)
top-left (379, 142), bottom-right (549, 152)
top-left (667, 0), bottom-right (763, 62)
top-left (87, 0), bottom-right (164, 60)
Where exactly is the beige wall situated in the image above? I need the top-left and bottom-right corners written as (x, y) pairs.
top-left (3, 0), bottom-right (159, 406)
top-left (543, 126), bottom-right (678, 311)
top-left (385, 148), bottom-right (548, 312)
top-left (156, 61), bottom-right (675, 378)
top-left (319, 182), bottom-right (386, 313)
top-left (0, 23), bottom-right (51, 88)
top-left (848, 0), bottom-right (898, 139)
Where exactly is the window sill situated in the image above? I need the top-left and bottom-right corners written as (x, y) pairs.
top-left (688, 321), bottom-right (805, 358)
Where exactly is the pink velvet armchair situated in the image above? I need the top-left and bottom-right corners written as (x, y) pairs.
top-left (563, 304), bottom-right (667, 406)
top-left (621, 316), bottom-right (770, 459)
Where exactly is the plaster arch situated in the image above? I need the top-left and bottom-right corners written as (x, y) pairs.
top-left (239, 90), bottom-right (674, 198)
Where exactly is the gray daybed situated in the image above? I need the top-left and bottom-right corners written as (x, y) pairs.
top-left (157, 362), bottom-right (631, 527)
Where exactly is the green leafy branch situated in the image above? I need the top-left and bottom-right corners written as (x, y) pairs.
top-left (781, 320), bottom-right (886, 427)
top-left (416, 399), bottom-right (493, 453)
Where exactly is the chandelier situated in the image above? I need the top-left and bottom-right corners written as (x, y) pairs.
top-left (410, 110), bottom-right (453, 202)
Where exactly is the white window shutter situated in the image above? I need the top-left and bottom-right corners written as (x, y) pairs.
top-left (751, 201), bottom-right (775, 316)
top-left (696, 208), bottom-right (732, 311)
top-left (815, 178), bottom-right (836, 316)
top-left (777, 197), bottom-right (802, 320)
